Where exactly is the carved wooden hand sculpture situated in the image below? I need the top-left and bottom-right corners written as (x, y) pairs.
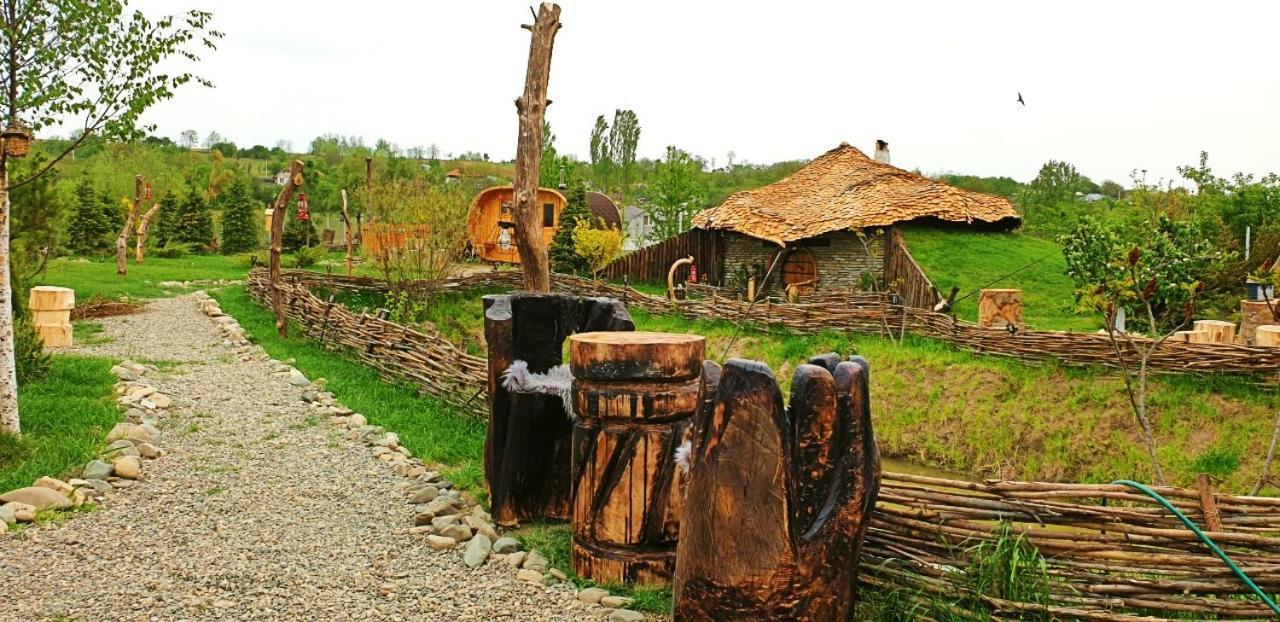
top-left (673, 353), bottom-right (880, 621)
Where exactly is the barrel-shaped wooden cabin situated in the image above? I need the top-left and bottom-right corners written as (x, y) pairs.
top-left (467, 186), bottom-right (568, 264)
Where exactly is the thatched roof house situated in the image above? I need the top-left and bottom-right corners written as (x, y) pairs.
top-left (691, 142), bottom-right (1019, 292)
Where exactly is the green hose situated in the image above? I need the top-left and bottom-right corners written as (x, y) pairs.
top-left (1111, 479), bottom-right (1280, 617)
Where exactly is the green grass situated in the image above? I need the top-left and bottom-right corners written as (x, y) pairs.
top-left (0, 355), bottom-right (118, 493)
top-left (902, 225), bottom-right (1098, 331)
top-left (72, 321), bottom-right (113, 345)
top-left (211, 286), bottom-right (487, 493)
top-left (37, 254), bottom-right (249, 300)
top-left (509, 521), bottom-right (672, 613)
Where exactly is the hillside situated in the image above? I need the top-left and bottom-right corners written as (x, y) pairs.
top-left (901, 225), bottom-right (1098, 331)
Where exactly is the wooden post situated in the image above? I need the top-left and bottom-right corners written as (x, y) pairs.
top-left (570, 331), bottom-right (705, 585)
top-left (978, 288), bottom-right (1023, 328)
top-left (1239, 300), bottom-right (1274, 344)
top-left (340, 189), bottom-right (354, 276)
top-left (511, 2), bottom-right (561, 292)
top-left (482, 292), bottom-right (633, 526)
top-left (1193, 319), bottom-right (1236, 344)
top-left (673, 353), bottom-right (881, 621)
top-left (1196, 474), bottom-right (1223, 532)
top-left (28, 286), bottom-right (73, 347)
top-left (269, 160), bottom-right (305, 337)
top-left (134, 198), bottom-right (161, 263)
top-left (115, 176), bottom-right (142, 276)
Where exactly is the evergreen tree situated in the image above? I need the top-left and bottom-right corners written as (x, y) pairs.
top-left (282, 214), bottom-right (317, 252)
top-left (173, 191), bottom-right (214, 249)
top-left (550, 183), bottom-right (592, 275)
top-left (219, 180), bottom-right (260, 253)
top-left (66, 179), bottom-right (114, 254)
top-left (153, 190), bottom-right (180, 247)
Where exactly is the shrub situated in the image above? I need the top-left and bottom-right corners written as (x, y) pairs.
top-left (572, 218), bottom-right (624, 279)
top-left (288, 244), bottom-right (326, 268)
top-left (219, 180), bottom-right (260, 254)
top-left (550, 183), bottom-right (591, 275)
top-left (282, 216), bottom-right (317, 253)
top-left (14, 317), bottom-right (51, 384)
top-left (152, 242), bottom-right (191, 259)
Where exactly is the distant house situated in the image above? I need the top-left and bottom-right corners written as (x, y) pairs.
top-left (272, 168), bottom-right (292, 186)
top-left (622, 204), bottom-right (652, 250)
top-left (1079, 192), bottom-right (1105, 203)
top-left (445, 168), bottom-right (462, 183)
top-left (691, 142), bottom-right (1020, 292)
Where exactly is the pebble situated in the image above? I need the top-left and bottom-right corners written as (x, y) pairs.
top-left (516, 569), bottom-right (545, 584)
top-left (427, 535), bottom-right (457, 550)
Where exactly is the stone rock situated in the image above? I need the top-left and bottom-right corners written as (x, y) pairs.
top-left (463, 534), bottom-right (492, 568)
top-left (301, 389), bottom-right (318, 403)
top-left (0, 504), bottom-right (14, 525)
top-left (113, 456), bottom-right (142, 479)
top-left (600, 596), bottom-right (633, 608)
top-left (423, 497), bottom-right (459, 518)
top-left (408, 486), bottom-right (439, 504)
top-left (113, 367), bottom-right (140, 381)
top-left (608, 610), bottom-right (645, 622)
top-left (464, 516), bottom-right (499, 542)
top-left (347, 413), bottom-right (367, 429)
top-left (33, 476), bottom-right (73, 496)
top-left (577, 587), bottom-right (609, 604)
top-left (136, 443), bottom-right (162, 459)
top-left (123, 407), bottom-right (146, 421)
top-left (412, 513), bottom-right (434, 527)
top-left (505, 551), bottom-right (527, 567)
top-left (430, 515), bottom-right (460, 530)
top-left (437, 523), bottom-right (472, 542)
top-left (2, 501), bottom-right (35, 522)
top-left (126, 425), bottom-right (153, 444)
top-left (549, 568), bottom-right (567, 581)
top-left (516, 569), bottom-right (544, 584)
top-left (371, 446), bottom-right (391, 457)
top-left (106, 422), bottom-right (136, 443)
top-left (84, 479), bottom-right (114, 495)
top-left (137, 422), bottom-right (161, 438)
top-left (426, 535), bottom-right (457, 550)
top-left (523, 550), bottom-right (549, 573)
top-left (492, 537), bottom-right (521, 554)
top-left (0, 486), bottom-right (72, 511)
top-left (148, 393), bottom-right (173, 409)
top-left (82, 459), bottom-right (113, 480)
top-left (102, 440), bottom-right (139, 459)
top-left (288, 369), bottom-right (310, 387)
top-left (384, 432), bottom-right (400, 449)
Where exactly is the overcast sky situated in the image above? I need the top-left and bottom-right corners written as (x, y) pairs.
top-left (131, 0), bottom-right (1279, 185)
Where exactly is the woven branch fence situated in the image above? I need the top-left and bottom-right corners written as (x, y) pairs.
top-left (245, 269), bottom-right (1280, 619)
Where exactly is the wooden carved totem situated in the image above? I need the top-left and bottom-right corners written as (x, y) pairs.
top-left (483, 293), bottom-right (633, 527)
top-left (673, 353), bottom-right (881, 621)
top-left (569, 331), bottom-right (706, 585)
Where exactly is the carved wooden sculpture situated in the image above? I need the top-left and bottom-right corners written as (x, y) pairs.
top-left (483, 293), bottom-right (633, 527)
top-left (673, 353), bottom-right (881, 621)
top-left (569, 331), bottom-right (705, 585)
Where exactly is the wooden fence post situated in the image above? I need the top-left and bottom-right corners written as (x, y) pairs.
top-left (135, 197), bottom-right (161, 263)
top-left (269, 160), bottom-right (305, 337)
top-left (512, 2), bottom-right (561, 292)
top-left (115, 176), bottom-right (142, 276)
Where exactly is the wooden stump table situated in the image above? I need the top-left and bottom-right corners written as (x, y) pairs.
top-left (569, 331), bottom-right (705, 586)
top-left (673, 353), bottom-right (881, 621)
top-left (29, 286), bottom-right (74, 347)
top-left (483, 293), bottom-right (634, 527)
top-left (1193, 319), bottom-right (1236, 344)
top-left (1256, 325), bottom-right (1280, 347)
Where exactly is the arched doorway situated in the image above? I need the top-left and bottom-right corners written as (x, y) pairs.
top-left (781, 249), bottom-right (818, 293)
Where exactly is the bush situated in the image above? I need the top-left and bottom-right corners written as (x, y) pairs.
top-left (550, 183), bottom-right (591, 275)
top-left (219, 180), bottom-right (260, 254)
top-left (282, 216), bottom-right (317, 253)
top-left (152, 242), bottom-right (192, 259)
top-left (572, 218), bottom-right (624, 279)
top-left (288, 244), bottom-right (326, 268)
top-left (14, 318), bottom-right (51, 384)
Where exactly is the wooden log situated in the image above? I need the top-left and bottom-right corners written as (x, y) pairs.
top-left (115, 176), bottom-right (142, 276)
top-left (1256, 325), bottom-right (1280, 347)
top-left (1239, 300), bottom-right (1276, 344)
top-left (1193, 319), bottom-right (1236, 344)
top-left (269, 160), bottom-right (305, 337)
top-left (569, 331), bottom-right (705, 586)
top-left (483, 292), bottom-right (632, 527)
top-left (29, 286), bottom-right (74, 348)
top-left (134, 192), bottom-right (160, 263)
top-left (340, 189), bottom-right (354, 276)
top-left (511, 3), bottom-right (561, 292)
top-left (673, 353), bottom-right (881, 621)
top-left (978, 288), bottom-right (1022, 328)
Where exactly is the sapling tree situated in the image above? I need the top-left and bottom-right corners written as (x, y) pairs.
top-left (1062, 216), bottom-right (1224, 484)
top-left (571, 218), bottom-right (623, 283)
top-left (0, 0), bottom-right (220, 434)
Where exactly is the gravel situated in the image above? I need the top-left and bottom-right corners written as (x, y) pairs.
top-left (0, 294), bottom-right (632, 621)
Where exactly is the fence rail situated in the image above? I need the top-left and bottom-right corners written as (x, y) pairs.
top-left (244, 268), bottom-right (1280, 619)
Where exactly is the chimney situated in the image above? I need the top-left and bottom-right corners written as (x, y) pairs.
top-left (874, 140), bottom-right (890, 164)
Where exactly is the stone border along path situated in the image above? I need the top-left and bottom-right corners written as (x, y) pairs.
top-left (0, 292), bottom-right (653, 622)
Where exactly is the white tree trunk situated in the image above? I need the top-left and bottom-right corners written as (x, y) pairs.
top-left (0, 164), bottom-right (19, 435)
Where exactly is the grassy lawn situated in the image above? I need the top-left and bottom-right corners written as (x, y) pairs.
top-left (37, 254), bottom-right (250, 300)
top-left (0, 355), bottom-right (118, 493)
top-left (902, 225), bottom-right (1099, 332)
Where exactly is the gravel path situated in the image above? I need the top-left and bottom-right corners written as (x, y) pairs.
top-left (0, 294), bottom-right (613, 621)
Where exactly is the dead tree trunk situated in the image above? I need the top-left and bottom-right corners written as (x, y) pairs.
top-left (482, 292), bottom-right (632, 526)
top-left (115, 176), bottom-right (142, 276)
top-left (134, 200), bottom-right (161, 263)
top-left (673, 353), bottom-right (881, 621)
top-left (340, 188), bottom-right (354, 276)
top-left (570, 331), bottom-right (705, 586)
top-left (511, 2), bottom-right (561, 292)
top-left (269, 160), bottom-right (304, 337)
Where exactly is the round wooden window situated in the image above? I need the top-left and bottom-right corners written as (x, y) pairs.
top-left (781, 249), bottom-right (819, 293)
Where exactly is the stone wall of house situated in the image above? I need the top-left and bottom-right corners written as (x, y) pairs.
top-left (721, 229), bottom-right (884, 292)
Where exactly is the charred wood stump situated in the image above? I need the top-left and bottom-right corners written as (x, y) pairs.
top-left (483, 293), bottom-right (633, 527)
top-left (673, 353), bottom-right (881, 621)
top-left (569, 332), bottom-right (706, 586)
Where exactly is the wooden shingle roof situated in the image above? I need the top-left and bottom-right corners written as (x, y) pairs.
top-left (692, 142), bottom-right (1020, 245)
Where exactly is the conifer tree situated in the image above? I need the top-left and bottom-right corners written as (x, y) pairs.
top-left (153, 191), bottom-right (180, 247)
top-left (550, 183), bottom-right (592, 275)
top-left (219, 180), bottom-right (259, 253)
top-left (174, 191), bottom-right (214, 250)
top-left (66, 179), bottom-right (114, 254)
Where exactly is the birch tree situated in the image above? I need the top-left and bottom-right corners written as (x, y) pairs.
top-left (0, 0), bottom-right (220, 434)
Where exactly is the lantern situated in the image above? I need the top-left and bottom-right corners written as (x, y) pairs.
top-left (296, 192), bottom-right (310, 221)
top-left (689, 263), bottom-right (699, 284)
top-left (143, 183), bottom-right (153, 202)
top-left (2, 122), bottom-right (32, 159)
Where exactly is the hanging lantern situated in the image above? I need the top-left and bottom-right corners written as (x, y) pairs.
top-left (296, 192), bottom-right (310, 221)
top-left (143, 182), bottom-right (153, 202)
top-left (2, 122), bottom-right (32, 158)
top-left (689, 263), bottom-right (699, 284)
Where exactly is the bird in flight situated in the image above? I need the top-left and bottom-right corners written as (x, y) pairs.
top-left (1017, 92), bottom-right (1026, 106)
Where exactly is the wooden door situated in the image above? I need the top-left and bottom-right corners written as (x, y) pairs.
top-left (782, 249), bottom-right (818, 292)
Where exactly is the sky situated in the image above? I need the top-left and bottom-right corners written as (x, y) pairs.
top-left (129, 0), bottom-right (1280, 185)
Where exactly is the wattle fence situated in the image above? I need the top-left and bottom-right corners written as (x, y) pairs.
top-left (245, 267), bottom-right (1280, 619)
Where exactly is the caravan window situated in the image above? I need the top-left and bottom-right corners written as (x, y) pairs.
top-left (543, 203), bottom-right (555, 227)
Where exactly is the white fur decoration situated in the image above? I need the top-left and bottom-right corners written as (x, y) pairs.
top-left (674, 440), bottom-right (692, 475)
top-left (501, 360), bottom-right (576, 419)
